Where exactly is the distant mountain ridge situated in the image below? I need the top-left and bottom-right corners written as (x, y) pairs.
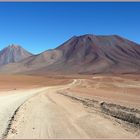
top-left (0, 34), bottom-right (140, 74)
top-left (0, 44), bottom-right (32, 66)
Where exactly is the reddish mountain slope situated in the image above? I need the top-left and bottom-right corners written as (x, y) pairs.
top-left (0, 44), bottom-right (32, 66)
top-left (0, 34), bottom-right (140, 74)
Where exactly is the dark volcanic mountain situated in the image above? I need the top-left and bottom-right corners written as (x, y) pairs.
top-left (0, 44), bottom-right (32, 66)
top-left (0, 34), bottom-right (140, 74)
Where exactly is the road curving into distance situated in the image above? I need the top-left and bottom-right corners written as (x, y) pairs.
top-left (0, 79), bottom-right (137, 139)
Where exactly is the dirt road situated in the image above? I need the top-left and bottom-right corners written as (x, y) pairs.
top-left (0, 87), bottom-right (48, 139)
top-left (5, 80), bottom-right (137, 139)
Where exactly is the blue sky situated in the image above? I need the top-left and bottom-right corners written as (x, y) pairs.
top-left (0, 2), bottom-right (140, 54)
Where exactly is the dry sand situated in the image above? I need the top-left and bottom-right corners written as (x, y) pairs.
top-left (6, 80), bottom-right (137, 139)
top-left (68, 75), bottom-right (140, 109)
top-left (0, 74), bottom-right (139, 139)
top-left (0, 87), bottom-right (48, 138)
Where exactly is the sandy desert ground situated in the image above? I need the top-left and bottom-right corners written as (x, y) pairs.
top-left (0, 74), bottom-right (140, 139)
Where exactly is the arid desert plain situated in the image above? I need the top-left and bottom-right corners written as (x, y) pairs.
top-left (0, 74), bottom-right (139, 139)
top-left (1, 1), bottom-right (140, 139)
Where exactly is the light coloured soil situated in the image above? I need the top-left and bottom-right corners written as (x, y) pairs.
top-left (7, 80), bottom-right (137, 139)
top-left (0, 74), bottom-right (139, 139)
top-left (68, 75), bottom-right (140, 109)
top-left (0, 87), bottom-right (48, 138)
